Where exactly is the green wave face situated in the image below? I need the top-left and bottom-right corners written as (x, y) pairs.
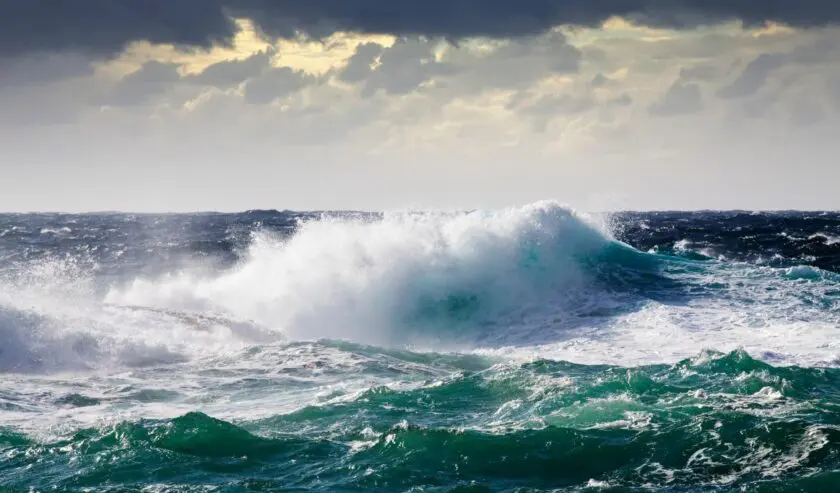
top-left (3, 207), bottom-right (840, 492)
top-left (4, 350), bottom-right (840, 492)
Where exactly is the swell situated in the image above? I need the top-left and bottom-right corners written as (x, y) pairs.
top-left (616, 211), bottom-right (840, 273)
top-left (4, 351), bottom-right (840, 492)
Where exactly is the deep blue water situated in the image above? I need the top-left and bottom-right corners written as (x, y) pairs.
top-left (1, 203), bottom-right (840, 492)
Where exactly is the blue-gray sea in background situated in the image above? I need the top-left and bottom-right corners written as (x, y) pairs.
top-left (2, 201), bottom-right (840, 492)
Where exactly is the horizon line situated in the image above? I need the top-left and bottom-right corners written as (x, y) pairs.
top-left (1, 207), bottom-right (838, 215)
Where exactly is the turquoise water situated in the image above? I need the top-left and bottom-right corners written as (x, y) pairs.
top-left (4, 349), bottom-right (840, 491)
top-left (2, 203), bottom-right (840, 491)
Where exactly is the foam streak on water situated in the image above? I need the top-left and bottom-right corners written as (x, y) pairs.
top-left (1, 202), bottom-right (840, 492)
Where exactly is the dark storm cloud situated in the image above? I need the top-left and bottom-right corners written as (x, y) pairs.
top-left (0, 1), bottom-right (236, 56)
top-left (2, 1), bottom-right (840, 57)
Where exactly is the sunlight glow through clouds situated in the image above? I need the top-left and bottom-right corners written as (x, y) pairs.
top-left (98, 19), bottom-right (398, 81)
top-left (2, 6), bottom-right (840, 211)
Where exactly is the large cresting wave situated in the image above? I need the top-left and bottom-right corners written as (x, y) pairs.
top-left (4, 200), bottom-right (840, 373)
top-left (5, 206), bottom-right (840, 491)
top-left (106, 201), bottom-right (655, 348)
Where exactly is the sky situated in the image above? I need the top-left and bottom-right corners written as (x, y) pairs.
top-left (2, 1), bottom-right (840, 212)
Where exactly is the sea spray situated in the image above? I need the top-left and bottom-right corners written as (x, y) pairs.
top-left (1, 204), bottom-right (840, 491)
top-left (106, 201), bottom-right (645, 347)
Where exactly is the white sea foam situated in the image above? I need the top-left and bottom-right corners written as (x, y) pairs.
top-left (0, 200), bottom-right (839, 376)
top-left (0, 255), bottom-right (263, 373)
top-left (810, 233), bottom-right (840, 245)
top-left (106, 200), bottom-right (621, 347)
top-left (2, 203), bottom-right (840, 441)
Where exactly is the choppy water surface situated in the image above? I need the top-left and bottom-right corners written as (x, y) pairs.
top-left (2, 202), bottom-right (840, 492)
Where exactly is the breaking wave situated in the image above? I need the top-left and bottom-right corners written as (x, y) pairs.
top-left (106, 201), bottom-right (666, 347)
top-left (3, 202), bottom-right (840, 491)
top-left (1, 201), bottom-right (839, 372)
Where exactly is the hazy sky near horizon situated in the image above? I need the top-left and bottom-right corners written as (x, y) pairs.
top-left (2, 2), bottom-right (840, 212)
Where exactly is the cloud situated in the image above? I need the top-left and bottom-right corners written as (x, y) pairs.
top-left (717, 53), bottom-right (787, 98)
top-left (512, 94), bottom-right (595, 132)
top-left (679, 64), bottom-right (718, 81)
top-left (0, 1), bottom-right (237, 56)
top-left (242, 66), bottom-right (316, 104)
top-left (442, 32), bottom-right (582, 93)
top-left (356, 39), bottom-right (456, 97)
top-left (717, 39), bottom-right (838, 99)
top-left (589, 73), bottom-right (613, 88)
top-left (189, 49), bottom-right (274, 88)
top-left (334, 31), bottom-right (582, 102)
top-left (104, 61), bottom-right (182, 107)
top-left (0, 53), bottom-right (94, 88)
top-left (4, 1), bottom-right (840, 58)
top-left (4, 21), bottom-right (840, 213)
top-left (649, 81), bottom-right (704, 116)
top-left (338, 42), bottom-right (385, 83)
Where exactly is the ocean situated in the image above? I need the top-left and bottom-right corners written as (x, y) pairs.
top-left (1, 201), bottom-right (840, 492)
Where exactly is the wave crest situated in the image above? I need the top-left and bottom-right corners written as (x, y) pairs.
top-left (107, 201), bottom-right (650, 347)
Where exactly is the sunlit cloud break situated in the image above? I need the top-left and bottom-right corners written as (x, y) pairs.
top-left (1, 1), bottom-right (839, 211)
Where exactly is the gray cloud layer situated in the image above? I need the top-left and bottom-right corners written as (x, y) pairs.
top-left (3, 1), bottom-right (840, 57)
